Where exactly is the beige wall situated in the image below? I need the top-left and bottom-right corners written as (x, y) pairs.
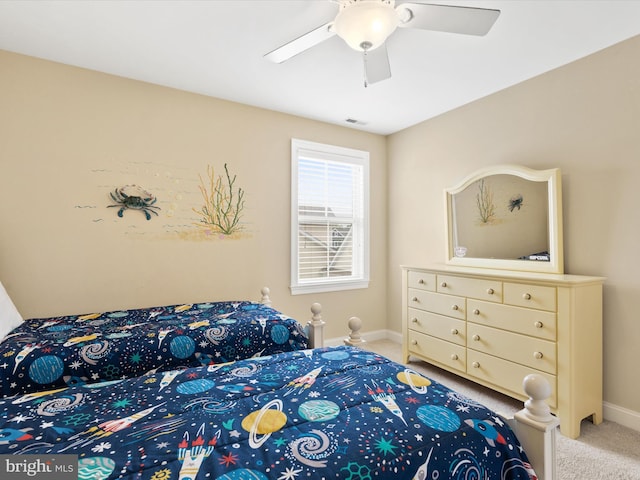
top-left (387, 35), bottom-right (640, 414)
top-left (0, 49), bottom-right (388, 341)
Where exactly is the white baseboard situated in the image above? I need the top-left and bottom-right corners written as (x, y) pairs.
top-left (324, 329), bottom-right (401, 347)
top-left (384, 329), bottom-right (403, 344)
top-left (603, 401), bottom-right (640, 433)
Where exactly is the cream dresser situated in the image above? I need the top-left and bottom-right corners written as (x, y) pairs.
top-left (402, 264), bottom-right (604, 439)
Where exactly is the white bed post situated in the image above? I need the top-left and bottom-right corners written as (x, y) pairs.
top-left (507, 374), bottom-right (559, 480)
top-left (260, 287), bottom-right (272, 307)
top-left (306, 302), bottom-right (325, 348)
top-left (344, 316), bottom-right (366, 346)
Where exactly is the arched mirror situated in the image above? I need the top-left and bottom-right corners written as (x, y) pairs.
top-left (445, 165), bottom-right (564, 274)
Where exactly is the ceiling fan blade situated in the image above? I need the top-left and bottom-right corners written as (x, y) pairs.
top-left (397, 3), bottom-right (500, 36)
top-left (264, 22), bottom-right (335, 63)
top-left (363, 43), bottom-right (392, 87)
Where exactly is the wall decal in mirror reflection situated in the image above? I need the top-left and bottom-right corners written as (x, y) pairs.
top-left (446, 165), bottom-right (563, 274)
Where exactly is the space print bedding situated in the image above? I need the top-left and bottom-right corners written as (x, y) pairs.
top-left (0, 346), bottom-right (536, 480)
top-left (0, 300), bottom-right (308, 397)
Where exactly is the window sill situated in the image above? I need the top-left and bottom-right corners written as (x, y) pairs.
top-left (290, 280), bottom-right (369, 295)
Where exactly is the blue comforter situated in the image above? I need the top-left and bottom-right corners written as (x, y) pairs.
top-left (0, 346), bottom-right (535, 480)
top-left (0, 301), bottom-right (307, 397)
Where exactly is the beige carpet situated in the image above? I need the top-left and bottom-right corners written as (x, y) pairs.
top-left (364, 340), bottom-right (640, 480)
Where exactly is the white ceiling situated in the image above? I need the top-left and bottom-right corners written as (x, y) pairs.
top-left (1, 0), bottom-right (639, 135)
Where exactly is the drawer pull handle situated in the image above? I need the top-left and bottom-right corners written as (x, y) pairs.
top-left (523, 293), bottom-right (532, 300)
top-left (412, 297), bottom-right (419, 303)
top-left (534, 321), bottom-right (544, 328)
top-left (418, 278), bottom-right (425, 284)
top-left (473, 309), bottom-right (480, 315)
top-left (472, 334), bottom-right (480, 341)
top-left (534, 351), bottom-right (544, 359)
top-left (451, 354), bottom-right (459, 361)
top-left (472, 361), bottom-right (480, 369)
top-left (441, 281), bottom-right (447, 288)
top-left (451, 328), bottom-right (459, 335)
top-left (411, 317), bottom-right (419, 323)
top-left (486, 288), bottom-right (494, 295)
top-left (411, 340), bottom-right (418, 345)
top-left (451, 304), bottom-right (459, 311)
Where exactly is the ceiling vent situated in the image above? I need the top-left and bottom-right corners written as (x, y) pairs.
top-left (345, 118), bottom-right (366, 125)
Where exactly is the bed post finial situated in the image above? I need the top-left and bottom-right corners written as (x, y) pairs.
top-left (522, 374), bottom-right (554, 423)
top-left (307, 302), bottom-right (325, 349)
top-left (260, 287), bottom-right (272, 306)
top-left (344, 316), bottom-right (365, 346)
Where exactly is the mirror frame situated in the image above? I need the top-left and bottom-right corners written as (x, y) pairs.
top-left (445, 164), bottom-right (564, 274)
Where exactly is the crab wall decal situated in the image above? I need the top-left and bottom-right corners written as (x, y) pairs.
top-left (508, 193), bottom-right (524, 212)
top-left (107, 185), bottom-right (160, 220)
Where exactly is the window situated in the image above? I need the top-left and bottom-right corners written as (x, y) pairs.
top-left (291, 139), bottom-right (370, 295)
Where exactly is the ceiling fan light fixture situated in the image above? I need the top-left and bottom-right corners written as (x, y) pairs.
top-left (334, 0), bottom-right (398, 52)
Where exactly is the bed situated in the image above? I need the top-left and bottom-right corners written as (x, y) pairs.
top-left (0, 288), bottom-right (317, 398)
top-left (0, 283), bottom-right (558, 480)
top-left (0, 345), bottom-right (549, 480)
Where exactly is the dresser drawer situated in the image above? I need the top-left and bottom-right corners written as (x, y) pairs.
top-left (504, 282), bottom-right (556, 312)
top-left (437, 274), bottom-right (502, 303)
top-left (467, 324), bottom-right (556, 374)
top-left (408, 270), bottom-right (437, 291)
top-left (408, 308), bottom-right (466, 346)
top-left (467, 350), bottom-right (557, 407)
top-left (408, 330), bottom-right (466, 373)
top-left (467, 299), bottom-right (556, 341)
top-left (408, 289), bottom-right (465, 320)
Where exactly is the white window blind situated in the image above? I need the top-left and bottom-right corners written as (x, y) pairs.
top-left (291, 139), bottom-right (369, 295)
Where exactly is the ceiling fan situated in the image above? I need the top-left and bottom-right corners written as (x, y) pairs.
top-left (264, 0), bottom-right (500, 86)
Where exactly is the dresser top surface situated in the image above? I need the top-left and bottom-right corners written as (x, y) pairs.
top-left (402, 264), bottom-right (605, 286)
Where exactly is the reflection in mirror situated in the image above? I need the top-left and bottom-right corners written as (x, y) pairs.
top-left (446, 165), bottom-right (563, 274)
top-left (452, 175), bottom-right (549, 259)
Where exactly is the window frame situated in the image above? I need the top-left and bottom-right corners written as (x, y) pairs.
top-left (290, 138), bottom-right (370, 295)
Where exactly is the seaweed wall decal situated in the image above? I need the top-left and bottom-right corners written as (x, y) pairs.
top-left (476, 179), bottom-right (496, 224)
top-left (193, 163), bottom-right (245, 236)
